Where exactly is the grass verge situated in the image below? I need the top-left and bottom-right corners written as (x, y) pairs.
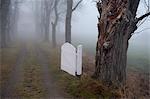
top-left (0, 43), bottom-right (21, 87)
top-left (40, 43), bottom-right (122, 99)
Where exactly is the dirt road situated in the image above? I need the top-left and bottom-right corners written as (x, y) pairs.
top-left (1, 42), bottom-right (68, 99)
top-left (1, 44), bottom-right (27, 98)
top-left (35, 44), bottom-right (64, 98)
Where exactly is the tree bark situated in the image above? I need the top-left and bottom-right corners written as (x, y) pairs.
top-left (93, 0), bottom-right (143, 87)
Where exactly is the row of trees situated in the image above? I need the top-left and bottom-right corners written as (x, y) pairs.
top-left (1, 0), bottom-right (149, 89)
top-left (33, 0), bottom-right (83, 46)
top-left (1, 0), bottom-right (11, 48)
top-left (0, 0), bottom-right (20, 48)
top-left (0, 0), bottom-right (83, 48)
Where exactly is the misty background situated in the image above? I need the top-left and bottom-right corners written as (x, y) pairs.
top-left (14, 0), bottom-right (150, 72)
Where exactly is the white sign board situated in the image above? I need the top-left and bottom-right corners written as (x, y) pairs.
top-left (61, 43), bottom-right (82, 76)
top-left (61, 43), bottom-right (76, 76)
top-left (76, 45), bottom-right (82, 75)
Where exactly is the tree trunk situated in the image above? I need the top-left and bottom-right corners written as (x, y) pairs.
top-left (43, 0), bottom-right (53, 42)
top-left (1, 0), bottom-right (10, 48)
top-left (52, 23), bottom-right (56, 47)
top-left (44, 23), bottom-right (50, 42)
top-left (44, 8), bottom-right (50, 42)
top-left (9, 1), bottom-right (19, 41)
top-left (94, 0), bottom-right (140, 87)
top-left (65, 0), bottom-right (73, 43)
top-left (1, 11), bottom-right (7, 48)
top-left (51, 0), bottom-right (59, 47)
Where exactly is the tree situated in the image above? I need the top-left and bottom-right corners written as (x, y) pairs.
top-left (9, 0), bottom-right (20, 41)
top-left (0, 0), bottom-right (21, 47)
top-left (65, 0), bottom-right (83, 43)
top-left (93, 0), bottom-right (150, 87)
top-left (40, 0), bottom-right (54, 42)
top-left (51, 0), bottom-right (66, 47)
top-left (51, 0), bottom-right (59, 47)
top-left (0, 0), bottom-right (11, 48)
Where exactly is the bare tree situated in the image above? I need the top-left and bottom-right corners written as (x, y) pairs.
top-left (51, 0), bottom-right (59, 47)
top-left (41, 0), bottom-right (54, 42)
top-left (51, 0), bottom-right (66, 47)
top-left (93, 0), bottom-right (150, 87)
top-left (65, 0), bottom-right (83, 43)
top-left (1, 0), bottom-right (11, 48)
top-left (9, 0), bottom-right (20, 41)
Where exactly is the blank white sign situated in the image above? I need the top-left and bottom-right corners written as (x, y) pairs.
top-left (61, 43), bottom-right (76, 76)
top-left (76, 45), bottom-right (82, 75)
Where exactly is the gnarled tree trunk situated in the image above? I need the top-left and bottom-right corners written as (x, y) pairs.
top-left (94, 0), bottom-right (149, 87)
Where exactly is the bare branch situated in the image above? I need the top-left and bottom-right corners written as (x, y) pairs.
top-left (72, 0), bottom-right (83, 12)
top-left (137, 12), bottom-right (150, 22)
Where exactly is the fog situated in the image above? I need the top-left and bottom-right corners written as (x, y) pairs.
top-left (16, 1), bottom-right (149, 49)
top-left (73, 0), bottom-right (150, 63)
top-left (4, 0), bottom-right (149, 71)
top-left (17, 1), bottom-right (37, 40)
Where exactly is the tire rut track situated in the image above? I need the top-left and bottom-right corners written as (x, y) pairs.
top-left (15, 43), bottom-right (46, 98)
top-left (35, 44), bottom-right (63, 98)
top-left (1, 43), bottom-right (27, 98)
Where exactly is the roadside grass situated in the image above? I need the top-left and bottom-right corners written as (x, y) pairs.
top-left (40, 43), bottom-right (122, 99)
top-left (0, 43), bottom-right (21, 87)
top-left (15, 44), bottom-right (46, 98)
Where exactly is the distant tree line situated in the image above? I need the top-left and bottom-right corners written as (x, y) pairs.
top-left (34, 0), bottom-right (83, 46)
top-left (0, 0), bottom-right (20, 48)
top-left (0, 0), bottom-right (83, 48)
